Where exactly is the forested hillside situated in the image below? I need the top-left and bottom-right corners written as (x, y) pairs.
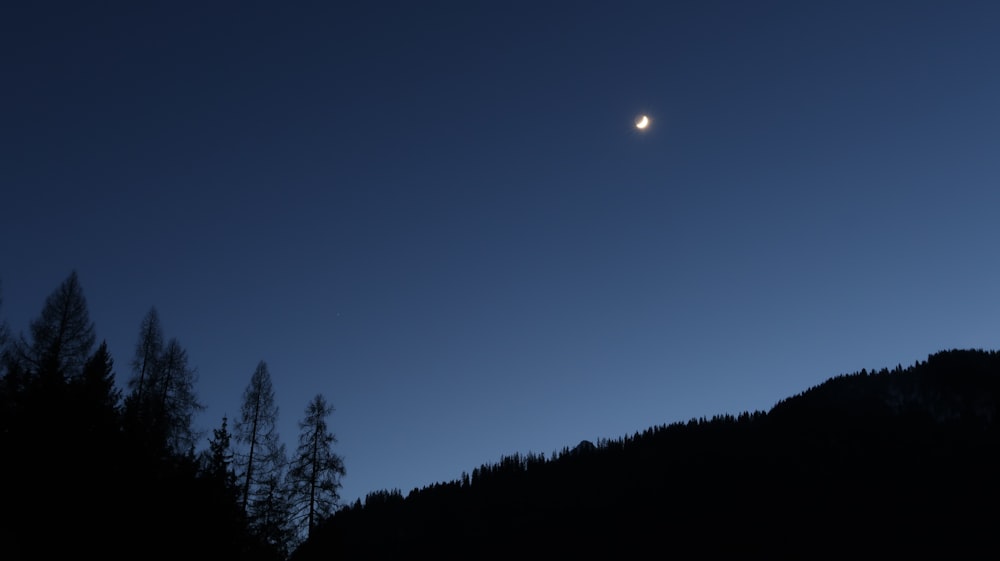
top-left (293, 349), bottom-right (1000, 559)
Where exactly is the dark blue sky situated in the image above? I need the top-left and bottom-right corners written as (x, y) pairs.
top-left (3, 1), bottom-right (999, 506)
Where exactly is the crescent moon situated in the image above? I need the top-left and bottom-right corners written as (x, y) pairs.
top-left (635, 115), bottom-right (649, 129)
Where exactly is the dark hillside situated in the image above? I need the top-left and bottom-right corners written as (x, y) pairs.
top-left (292, 349), bottom-right (1000, 559)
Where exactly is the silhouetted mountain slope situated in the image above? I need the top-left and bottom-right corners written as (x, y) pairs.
top-left (292, 349), bottom-right (1000, 560)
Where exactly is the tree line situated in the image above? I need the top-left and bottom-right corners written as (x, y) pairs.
top-left (0, 271), bottom-right (344, 560)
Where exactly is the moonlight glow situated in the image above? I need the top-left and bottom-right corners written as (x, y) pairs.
top-left (635, 115), bottom-right (650, 129)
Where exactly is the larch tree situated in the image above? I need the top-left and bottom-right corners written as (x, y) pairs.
top-left (11, 270), bottom-right (95, 384)
top-left (123, 306), bottom-right (164, 436)
top-left (287, 393), bottom-right (346, 540)
top-left (235, 359), bottom-right (290, 549)
top-left (128, 307), bottom-right (163, 405)
top-left (3, 271), bottom-right (95, 452)
top-left (123, 306), bottom-right (202, 455)
top-left (151, 337), bottom-right (203, 454)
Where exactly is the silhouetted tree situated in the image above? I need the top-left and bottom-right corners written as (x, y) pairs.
top-left (255, 461), bottom-right (295, 558)
top-left (124, 322), bottom-right (203, 456)
top-left (127, 306), bottom-right (164, 408)
top-left (194, 414), bottom-right (258, 557)
top-left (64, 340), bottom-right (123, 537)
top-left (235, 360), bottom-right (290, 553)
top-left (124, 307), bottom-right (164, 449)
top-left (151, 337), bottom-right (203, 453)
top-left (8, 270), bottom-right (95, 384)
top-left (75, 340), bottom-right (122, 435)
top-left (205, 415), bottom-right (238, 490)
top-left (287, 393), bottom-right (346, 541)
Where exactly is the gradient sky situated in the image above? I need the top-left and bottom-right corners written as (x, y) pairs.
top-left (3, 1), bottom-right (999, 507)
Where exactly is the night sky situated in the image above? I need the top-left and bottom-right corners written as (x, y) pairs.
top-left (3, 1), bottom-right (999, 507)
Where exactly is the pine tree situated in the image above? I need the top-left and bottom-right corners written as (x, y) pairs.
top-left (287, 393), bottom-right (346, 541)
top-left (74, 340), bottom-right (122, 436)
top-left (206, 415), bottom-right (237, 489)
top-left (67, 341), bottom-right (123, 514)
